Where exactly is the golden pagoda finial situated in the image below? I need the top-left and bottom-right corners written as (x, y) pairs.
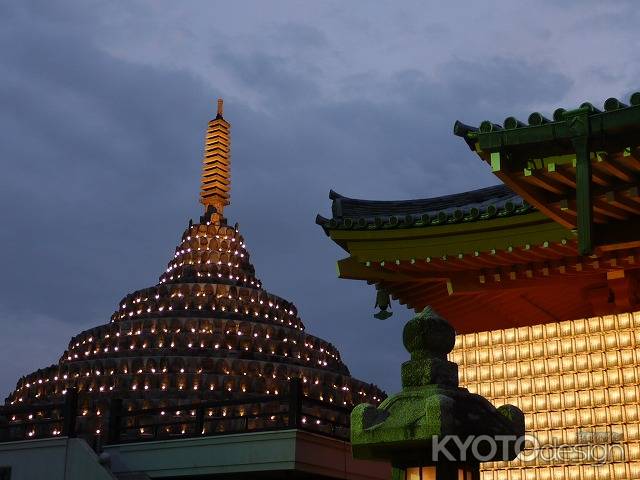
top-left (200, 98), bottom-right (231, 217)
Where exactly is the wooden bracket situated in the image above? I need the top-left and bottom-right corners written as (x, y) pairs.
top-left (607, 269), bottom-right (640, 310)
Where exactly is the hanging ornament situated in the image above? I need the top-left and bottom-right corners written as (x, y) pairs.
top-left (374, 287), bottom-right (393, 320)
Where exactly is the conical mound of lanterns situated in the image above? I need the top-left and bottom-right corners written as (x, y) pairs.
top-left (6, 100), bottom-right (385, 435)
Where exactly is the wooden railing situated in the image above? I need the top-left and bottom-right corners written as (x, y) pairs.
top-left (0, 379), bottom-right (351, 447)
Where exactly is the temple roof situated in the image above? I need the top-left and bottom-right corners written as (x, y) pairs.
top-left (317, 90), bottom-right (640, 333)
top-left (317, 184), bottom-right (532, 232)
top-left (454, 91), bottom-right (640, 255)
top-left (455, 92), bottom-right (640, 151)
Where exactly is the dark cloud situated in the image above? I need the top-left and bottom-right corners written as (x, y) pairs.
top-left (0, 1), bottom-right (635, 398)
top-left (213, 48), bottom-right (322, 104)
top-left (0, 2), bottom-right (213, 393)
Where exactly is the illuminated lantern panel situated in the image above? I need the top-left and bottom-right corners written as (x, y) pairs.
top-left (452, 313), bottom-right (640, 480)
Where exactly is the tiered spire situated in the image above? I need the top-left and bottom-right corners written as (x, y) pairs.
top-left (200, 99), bottom-right (231, 217)
top-left (5, 102), bottom-right (385, 443)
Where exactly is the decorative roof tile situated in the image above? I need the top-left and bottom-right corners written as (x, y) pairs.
top-left (454, 91), bottom-right (640, 149)
top-left (317, 184), bottom-right (534, 231)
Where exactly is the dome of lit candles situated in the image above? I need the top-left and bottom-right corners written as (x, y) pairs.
top-left (5, 100), bottom-right (384, 438)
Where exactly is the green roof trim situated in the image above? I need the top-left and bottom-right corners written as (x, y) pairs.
top-left (454, 91), bottom-right (640, 156)
top-left (316, 184), bottom-right (535, 232)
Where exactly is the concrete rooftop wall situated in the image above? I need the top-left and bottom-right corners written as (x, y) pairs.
top-left (0, 437), bottom-right (114, 480)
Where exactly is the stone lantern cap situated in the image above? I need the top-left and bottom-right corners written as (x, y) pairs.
top-left (351, 307), bottom-right (525, 465)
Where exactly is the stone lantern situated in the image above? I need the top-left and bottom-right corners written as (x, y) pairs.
top-left (351, 307), bottom-right (525, 480)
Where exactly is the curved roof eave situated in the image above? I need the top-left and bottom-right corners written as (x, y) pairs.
top-left (317, 184), bottom-right (534, 231)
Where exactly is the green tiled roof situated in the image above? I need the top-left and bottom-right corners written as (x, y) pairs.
top-left (316, 184), bottom-right (535, 232)
top-left (454, 91), bottom-right (640, 152)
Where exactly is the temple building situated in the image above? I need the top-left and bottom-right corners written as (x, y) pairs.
top-left (4, 99), bottom-right (384, 445)
top-left (318, 92), bottom-right (640, 479)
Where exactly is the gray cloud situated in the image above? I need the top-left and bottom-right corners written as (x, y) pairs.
top-left (270, 23), bottom-right (329, 49)
top-left (0, 1), bottom-right (638, 398)
top-left (213, 48), bottom-right (322, 104)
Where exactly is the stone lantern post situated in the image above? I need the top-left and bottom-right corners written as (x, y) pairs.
top-left (351, 308), bottom-right (525, 480)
